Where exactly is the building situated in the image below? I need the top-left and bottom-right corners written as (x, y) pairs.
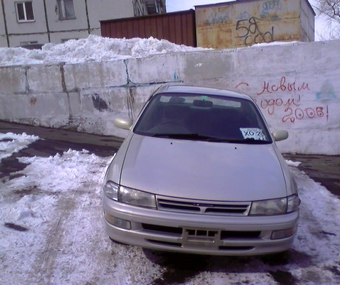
top-left (195, 0), bottom-right (315, 49)
top-left (134, 0), bottom-right (166, 16)
top-left (102, 0), bottom-right (315, 49)
top-left (0, 0), bottom-right (166, 48)
top-left (100, 9), bottom-right (196, 47)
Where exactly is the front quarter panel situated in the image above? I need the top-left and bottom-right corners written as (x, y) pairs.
top-left (273, 144), bottom-right (297, 196)
top-left (104, 132), bottom-right (134, 184)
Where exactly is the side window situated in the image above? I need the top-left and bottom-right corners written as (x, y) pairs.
top-left (57, 0), bottom-right (75, 20)
top-left (15, 2), bottom-right (34, 22)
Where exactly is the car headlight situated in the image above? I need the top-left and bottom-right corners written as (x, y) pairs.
top-left (104, 181), bottom-right (156, 209)
top-left (287, 194), bottom-right (300, 213)
top-left (249, 195), bottom-right (300, 216)
top-left (103, 181), bottom-right (119, 200)
top-left (119, 186), bottom-right (156, 209)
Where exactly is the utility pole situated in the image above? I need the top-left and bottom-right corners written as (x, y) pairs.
top-left (85, 0), bottom-right (91, 34)
top-left (1, 0), bottom-right (10, 47)
top-left (42, 0), bottom-right (51, 42)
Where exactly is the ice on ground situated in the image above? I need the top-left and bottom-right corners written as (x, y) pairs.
top-left (286, 160), bottom-right (302, 167)
top-left (0, 132), bottom-right (39, 161)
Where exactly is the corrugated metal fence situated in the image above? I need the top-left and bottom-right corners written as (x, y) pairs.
top-left (100, 10), bottom-right (196, 47)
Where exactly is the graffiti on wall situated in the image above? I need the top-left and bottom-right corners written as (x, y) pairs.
top-left (260, 0), bottom-right (283, 17)
top-left (235, 0), bottom-right (284, 46)
top-left (237, 11), bottom-right (251, 21)
top-left (91, 93), bottom-right (110, 112)
top-left (255, 76), bottom-right (310, 96)
top-left (235, 76), bottom-right (330, 123)
top-left (196, 0), bottom-right (311, 49)
top-left (205, 9), bottom-right (230, 25)
top-left (235, 17), bottom-right (274, 46)
top-left (316, 81), bottom-right (337, 101)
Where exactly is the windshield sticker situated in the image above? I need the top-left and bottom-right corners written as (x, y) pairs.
top-left (240, 128), bottom-right (266, 141)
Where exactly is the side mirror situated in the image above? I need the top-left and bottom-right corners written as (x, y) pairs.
top-left (113, 118), bottom-right (133, 130)
top-left (272, 130), bottom-right (289, 141)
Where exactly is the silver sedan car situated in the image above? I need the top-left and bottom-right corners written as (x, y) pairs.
top-left (102, 84), bottom-right (300, 256)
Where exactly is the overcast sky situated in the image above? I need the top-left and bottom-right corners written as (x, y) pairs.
top-left (166, 0), bottom-right (319, 12)
top-left (166, 0), bottom-right (233, 11)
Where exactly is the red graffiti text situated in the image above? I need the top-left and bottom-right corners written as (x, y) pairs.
top-left (253, 96), bottom-right (301, 115)
top-left (257, 76), bottom-right (310, 96)
top-left (282, 106), bottom-right (328, 123)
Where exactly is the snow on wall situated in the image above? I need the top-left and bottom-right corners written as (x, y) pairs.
top-left (0, 40), bottom-right (339, 154)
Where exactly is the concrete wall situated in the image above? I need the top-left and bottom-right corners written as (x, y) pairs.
top-left (0, 40), bottom-right (340, 155)
top-left (195, 0), bottom-right (315, 49)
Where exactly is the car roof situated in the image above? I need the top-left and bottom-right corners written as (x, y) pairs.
top-left (154, 84), bottom-right (252, 101)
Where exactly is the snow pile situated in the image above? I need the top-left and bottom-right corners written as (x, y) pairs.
top-left (13, 149), bottom-right (105, 193)
top-left (0, 132), bottom-right (39, 160)
top-left (0, 35), bottom-right (209, 66)
top-left (0, 137), bottom-right (165, 285)
top-left (286, 160), bottom-right (302, 167)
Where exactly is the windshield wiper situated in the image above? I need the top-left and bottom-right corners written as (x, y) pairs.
top-left (227, 138), bottom-right (271, 144)
top-left (151, 133), bottom-right (229, 142)
top-left (151, 134), bottom-right (271, 144)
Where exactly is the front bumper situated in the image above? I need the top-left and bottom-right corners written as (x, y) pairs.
top-left (103, 196), bottom-right (299, 256)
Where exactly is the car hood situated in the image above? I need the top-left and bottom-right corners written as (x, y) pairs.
top-left (119, 134), bottom-right (288, 201)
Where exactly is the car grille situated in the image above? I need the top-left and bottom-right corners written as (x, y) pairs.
top-left (146, 239), bottom-right (255, 251)
top-left (157, 196), bottom-right (251, 216)
top-left (142, 224), bottom-right (260, 251)
top-left (142, 224), bottom-right (261, 240)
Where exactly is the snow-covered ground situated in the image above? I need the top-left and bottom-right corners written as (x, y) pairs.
top-left (1, 132), bottom-right (340, 285)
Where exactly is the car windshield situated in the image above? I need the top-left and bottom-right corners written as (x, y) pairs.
top-left (134, 93), bottom-right (272, 144)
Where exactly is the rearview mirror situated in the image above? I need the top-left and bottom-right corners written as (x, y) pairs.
top-left (113, 118), bottom-right (133, 130)
top-left (272, 130), bottom-right (289, 141)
